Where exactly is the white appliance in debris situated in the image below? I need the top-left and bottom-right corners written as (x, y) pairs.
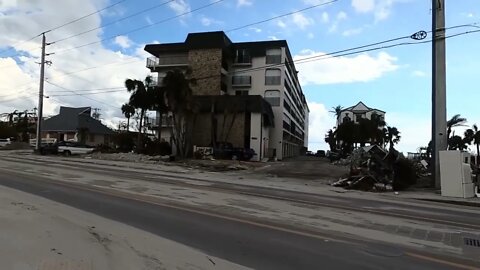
top-left (439, 151), bottom-right (475, 198)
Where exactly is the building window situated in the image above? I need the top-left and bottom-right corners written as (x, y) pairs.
top-left (234, 49), bottom-right (251, 64)
top-left (89, 134), bottom-right (95, 143)
top-left (235, 90), bottom-right (249, 96)
top-left (355, 114), bottom-right (363, 122)
top-left (264, 90), bottom-right (280, 106)
top-left (232, 75), bottom-right (251, 86)
top-left (265, 69), bottom-right (281, 85)
top-left (266, 48), bottom-right (282, 64)
top-left (343, 114), bottom-right (351, 123)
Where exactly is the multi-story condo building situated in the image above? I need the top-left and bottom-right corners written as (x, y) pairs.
top-left (144, 31), bottom-right (309, 161)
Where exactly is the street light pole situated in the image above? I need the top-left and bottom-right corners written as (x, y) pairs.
top-left (432, 0), bottom-right (447, 188)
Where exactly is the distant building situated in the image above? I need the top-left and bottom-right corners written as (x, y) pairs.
top-left (144, 31), bottom-right (309, 160)
top-left (337, 102), bottom-right (385, 127)
top-left (41, 107), bottom-right (114, 145)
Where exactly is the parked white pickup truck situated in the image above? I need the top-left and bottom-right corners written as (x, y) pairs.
top-left (0, 138), bottom-right (11, 147)
top-left (57, 141), bottom-right (95, 156)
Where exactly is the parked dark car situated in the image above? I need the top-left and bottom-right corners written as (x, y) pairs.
top-left (39, 143), bottom-right (58, 155)
top-left (213, 142), bottom-right (256, 161)
top-left (316, 150), bottom-right (326, 157)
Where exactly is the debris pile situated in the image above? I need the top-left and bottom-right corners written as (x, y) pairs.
top-left (332, 145), bottom-right (417, 191)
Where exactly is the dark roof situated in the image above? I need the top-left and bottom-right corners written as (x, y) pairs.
top-left (193, 95), bottom-right (275, 127)
top-left (342, 102), bottom-right (385, 113)
top-left (42, 106), bottom-right (115, 134)
top-left (144, 31), bottom-right (294, 63)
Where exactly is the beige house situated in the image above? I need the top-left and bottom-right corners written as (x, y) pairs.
top-left (337, 102), bottom-right (385, 127)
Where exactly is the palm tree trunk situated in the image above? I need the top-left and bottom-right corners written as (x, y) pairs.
top-left (476, 143), bottom-right (479, 165)
top-left (157, 112), bottom-right (162, 140)
top-left (137, 109), bottom-right (145, 153)
top-left (126, 117), bottom-right (130, 132)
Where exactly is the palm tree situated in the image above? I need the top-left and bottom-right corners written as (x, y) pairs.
top-left (329, 105), bottom-right (343, 119)
top-left (447, 114), bottom-right (467, 139)
top-left (121, 103), bottom-right (135, 131)
top-left (163, 69), bottom-right (197, 157)
top-left (385, 126), bottom-right (401, 150)
top-left (125, 76), bottom-right (154, 152)
top-left (324, 129), bottom-right (336, 151)
top-left (465, 124), bottom-right (480, 164)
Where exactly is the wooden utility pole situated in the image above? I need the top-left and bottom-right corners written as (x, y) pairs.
top-left (432, 0), bottom-right (447, 188)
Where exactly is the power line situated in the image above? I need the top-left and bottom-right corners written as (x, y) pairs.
top-left (48, 89), bottom-right (124, 97)
top-left (226, 0), bottom-right (338, 32)
top-left (45, 80), bottom-right (118, 108)
top-left (48, 86), bottom-right (124, 93)
top-left (0, 1), bottom-right (127, 59)
top-left (50, 0), bottom-right (227, 56)
top-left (51, 0), bottom-right (175, 44)
top-left (3, 26), bottom-right (480, 105)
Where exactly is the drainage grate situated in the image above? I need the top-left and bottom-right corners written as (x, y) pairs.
top-left (464, 237), bottom-right (480, 247)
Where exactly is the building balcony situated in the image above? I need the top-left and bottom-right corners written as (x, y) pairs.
top-left (232, 75), bottom-right (251, 87)
top-left (146, 55), bottom-right (188, 69)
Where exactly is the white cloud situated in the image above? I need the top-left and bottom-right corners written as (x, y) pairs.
top-left (294, 50), bottom-right (399, 85)
top-left (352, 0), bottom-right (375, 13)
top-left (145, 15), bottom-right (154, 25)
top-left (307, 102), bottom-right (334, 152)
top-left (0, 0), bottom-right (148, 124)
top-left (292, 13), bottom-right (314, 29)
top-left (321, 12), bottom-right (330, 23)
top-left (268, 35), bottom-right (279, 40)
top-left (327, 11), bottom-right (348, 33)
top-left (467, 13), bottom-right (475, 18)
top-left (307, 32), bottom-right (315, 39)
top-left (237, 0), bottom-right (253, 7)
top-left (412, 70), bottom-right (426, 77)
top-left (199, 16), bottom-right (223, 26)
top-left (342, 27), bottom-right (363, 36)
top-left (114, 35), bottom-right (133, 49)
top-left (168, 0), bottom-right (191, 15)
top-left (249, 27), bottom-right (262, 33)
top-left (277, 20), bottom-right (287, 28)
top-left (337, 11), bottom-right (348, 20)
top-left (351, 0), bottom-right (406, 22)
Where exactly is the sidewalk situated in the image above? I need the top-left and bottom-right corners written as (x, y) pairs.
top-left (0, 184), bottom-right (247, 270)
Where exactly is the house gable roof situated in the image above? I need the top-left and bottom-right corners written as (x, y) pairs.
top-left (42, 106), bottom-right (114, 134)
top-left (342, 102), bottom-right (385, 113)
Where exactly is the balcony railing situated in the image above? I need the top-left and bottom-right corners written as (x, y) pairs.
top-left (146, 55), bottom-right (188, 68)
top-left (232, 75), bottom-right (251, 86)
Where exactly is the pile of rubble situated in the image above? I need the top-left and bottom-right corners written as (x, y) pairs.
top-left (87, 152), bottom-right (171, 164)
top-left (332, 145), bottom-right (417, 192)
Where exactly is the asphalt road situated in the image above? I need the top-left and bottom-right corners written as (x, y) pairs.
top-left (0, 168), bottom-right (473, 270)
top-left (2, 154), bottom-right (480, 231)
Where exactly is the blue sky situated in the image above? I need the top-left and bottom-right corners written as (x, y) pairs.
top-left (1, 0), bottom-right (479, 153)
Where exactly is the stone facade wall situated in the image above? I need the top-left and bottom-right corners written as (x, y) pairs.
top-left (216, 112), bottom-right (245, 148)
top-left (191, 112), bottom-right (246, 149)
top-left (188, 49), bottom-right (222, 96)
